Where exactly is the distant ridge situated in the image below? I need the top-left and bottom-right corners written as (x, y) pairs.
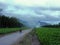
top-left (38, 21), bottom-right (50, 26)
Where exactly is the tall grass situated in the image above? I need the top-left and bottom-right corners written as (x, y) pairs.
top-left (35, 28), bottom-right (60, 45)
top-left (0, 27), bottom-right (27, 34)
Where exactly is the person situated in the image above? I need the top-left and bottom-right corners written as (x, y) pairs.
top-left (19, 29), bottom-right (22, 32)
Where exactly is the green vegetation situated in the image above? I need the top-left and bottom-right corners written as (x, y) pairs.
top-left (0, 9), bottom-right (27, 34)
top-left (0, 27), bottom-right (27, 34)
top-left (0, 15), bottom-right (24, 28)
top-left (35, 28), bottom-right (60, 45)
top-left (42, 23), bottom-right (60, 28)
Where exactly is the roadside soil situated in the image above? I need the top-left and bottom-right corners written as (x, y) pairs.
top-left (0, 34), bottom-right (5, 38)
top-left (14, 31), bottom-right (40, 45)
top-left (0, 31), bottom-right (18, 38)
top-left (0, 31), bottom-right (20, 38)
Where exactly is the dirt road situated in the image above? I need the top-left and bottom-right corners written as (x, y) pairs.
top-left (0, 29), bottom-right (32, 45)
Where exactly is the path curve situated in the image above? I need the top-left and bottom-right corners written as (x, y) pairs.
top-left (0, 29), bottom-right (32, 45)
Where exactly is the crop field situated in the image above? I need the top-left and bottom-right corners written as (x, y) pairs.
top-left (35, 28), bottom-right (60, 45)
top-left (0, 27), bottom-right (26, 34)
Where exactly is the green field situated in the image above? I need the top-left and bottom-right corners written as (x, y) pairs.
top-left (35, 28), bottom-right (60, 45)
top-left (0, 27), bottom-right (27, 34)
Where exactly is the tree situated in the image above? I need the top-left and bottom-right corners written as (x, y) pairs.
top-left (0, 15), bottom-right (24, 28)
top-left (42, 23), bottom-right (60, 28)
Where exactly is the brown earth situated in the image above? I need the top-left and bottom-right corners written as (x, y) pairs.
top-left (0, 35), bottom-right (5, 38)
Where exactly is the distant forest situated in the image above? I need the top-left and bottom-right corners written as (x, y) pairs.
top-left (42, 23), bottom-right (60, 28)
top-left (0, 9), bottom-right (24, 28)
top-left (0, 15), bottom-right (24, 28)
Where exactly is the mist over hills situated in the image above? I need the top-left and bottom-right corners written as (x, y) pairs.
top-left (0, 3), bottom-right (60, 27)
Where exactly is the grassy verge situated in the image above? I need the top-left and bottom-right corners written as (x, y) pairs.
top-left (35, 28), bottom-right (60, 45)
top-left (0, 27), bottom-right (27, 34)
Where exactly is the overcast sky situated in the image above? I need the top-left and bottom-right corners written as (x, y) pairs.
top-left (0, 0), bottom-right (60, 27)
top-left (0, 0), bottom-right (60, 7)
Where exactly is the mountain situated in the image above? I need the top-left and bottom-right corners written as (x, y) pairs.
top-left (38, 21), bottom-right (50, 26)
top-left (19, 19), bottom-right (50, 28)
top-left (1, 12), bottom-right (50, 28)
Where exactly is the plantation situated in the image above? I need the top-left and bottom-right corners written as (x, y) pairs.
top-left (35, 28), bottom-right (60, 45)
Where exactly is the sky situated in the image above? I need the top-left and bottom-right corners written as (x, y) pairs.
top-left (0, 0), bottom-right (60, 27)
top-left (0, 0), bottom-right (60, 7)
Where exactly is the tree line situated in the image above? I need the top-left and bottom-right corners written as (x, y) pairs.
top-left (42, 23), bottom-right (60, 28)
top-left (0, 15), bottom-right (24, 28)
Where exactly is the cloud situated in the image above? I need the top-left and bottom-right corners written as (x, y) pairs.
top-left (2, 4), bottom-right (60, 22)
top-left (0, 0), bottom-right (60, 7)
top-left (0, 0), bottom-right (60, 27)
